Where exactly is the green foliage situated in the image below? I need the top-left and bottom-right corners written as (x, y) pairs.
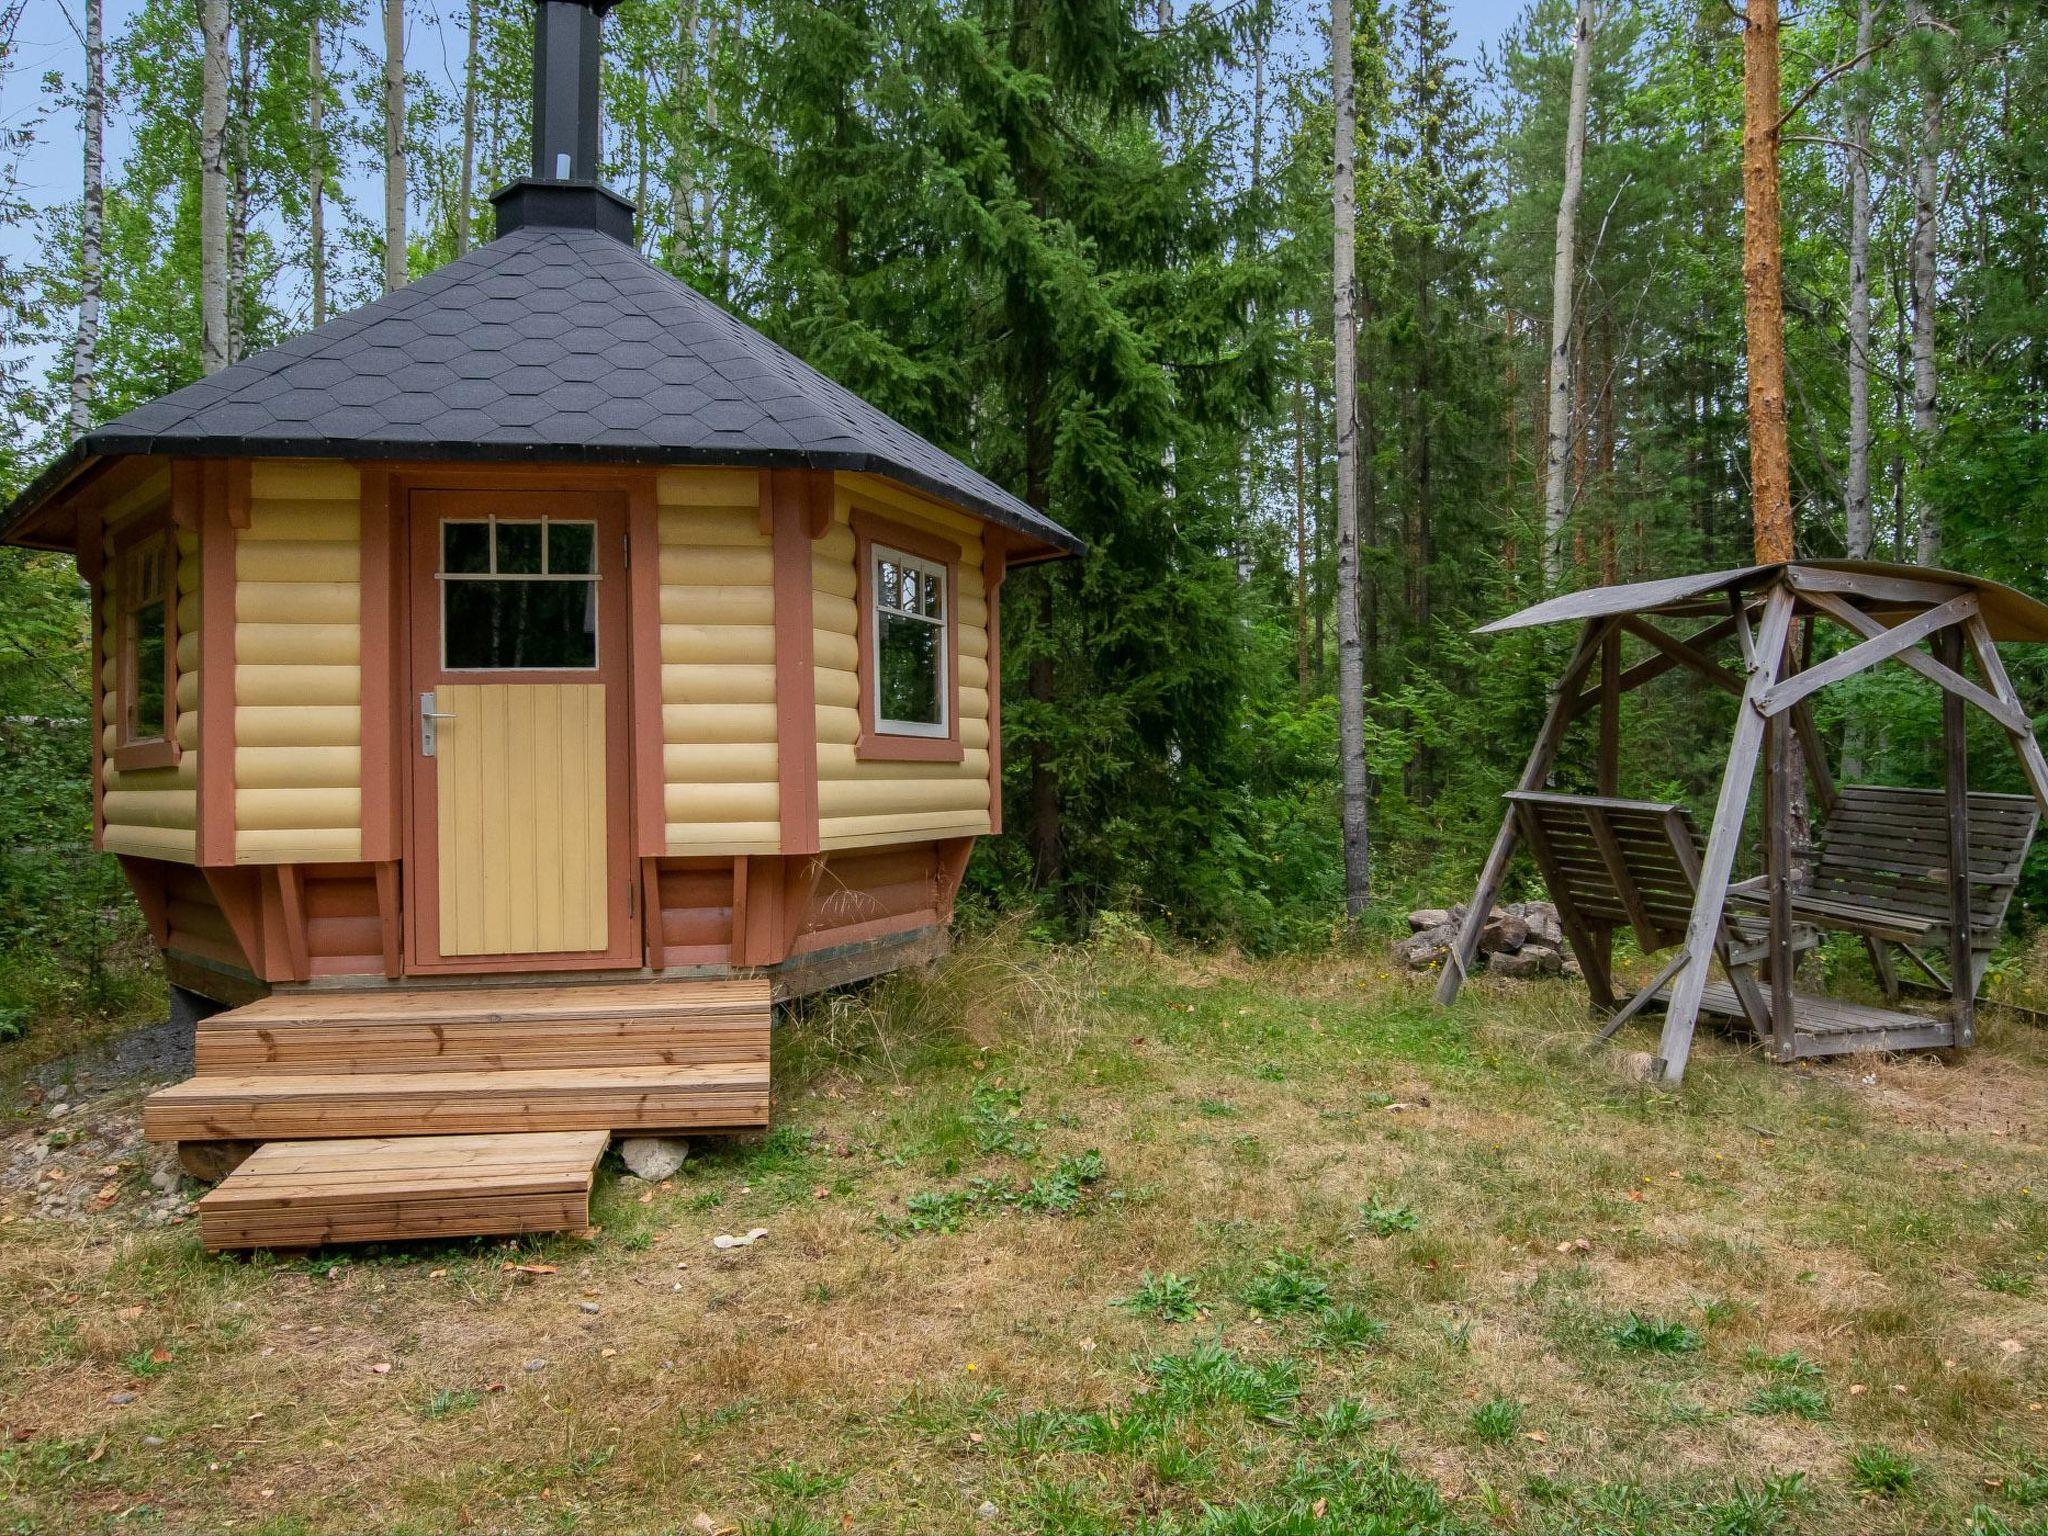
top-left (1608, 1312), bottom-right (1702, 1356)
top-left (1115, 1271), bottom-right (1202, 1323)
top-left (1847, 1445), bottom-right (1922, 1498)
top-left (1358, 1196), bottom-right (1419, 1237)
top-left (1742, 1382), bottom-right (1829, 1420)
top-left (1468, 1396), bottom-right (1521, 1444)
top-left (1238, 1249), bottom-right (1335, 1317)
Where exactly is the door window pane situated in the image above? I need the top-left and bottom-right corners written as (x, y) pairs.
top-left (548, 522), bottom-right (595, 574)
top-left (444, 581), bottom-right (598, 670)
top-left (443, 521), bottom-right (491, 574)
top-left (496, 521), bottom-right (544, 574)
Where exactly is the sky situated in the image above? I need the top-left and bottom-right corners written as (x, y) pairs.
top-left (1, 0), bottom-right (1528, 387)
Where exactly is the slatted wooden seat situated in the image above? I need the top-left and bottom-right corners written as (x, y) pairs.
top-left (1504, 791), bottom-right (1772, 1040)
top-left (1728, 784), bottom-right (2038, 997)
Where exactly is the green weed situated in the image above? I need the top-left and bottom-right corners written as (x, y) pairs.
top-left (1848, 1444), bottom-right (1921, 1497)
top-left (1358, 1196), bottom-right (1419, 1237)
top-left (1609, 1312), bottom-right (1701, 1355)
top-left (1239, 1249), bottom-right (1333, 1317)
top-left (1469, 1397), bottom-right (1521, 1444)
top-left (1115, 1270), bottom-right (1201, 1322)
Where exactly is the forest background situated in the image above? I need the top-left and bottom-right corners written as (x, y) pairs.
top-left (0, 0), bottom-right (2042, 1036)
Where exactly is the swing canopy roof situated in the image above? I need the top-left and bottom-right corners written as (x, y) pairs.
top-left (1478, 560), bottom-right (2048, 646)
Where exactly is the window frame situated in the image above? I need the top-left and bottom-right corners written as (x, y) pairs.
top-left (109, 511), bottom-right (180, 772)
top-left (436, 514), bottom-right (603, 674)
top-left (852, 508), bottom-right (963, 764)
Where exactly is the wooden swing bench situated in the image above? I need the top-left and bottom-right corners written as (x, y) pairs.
top-left (1725, 784), bottom-right (2038, 1002)
top-left (1511, 789), bottom-right (1965, 1062)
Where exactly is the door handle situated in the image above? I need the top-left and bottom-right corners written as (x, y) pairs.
top-left (420, 692), bottom-right (457, 757)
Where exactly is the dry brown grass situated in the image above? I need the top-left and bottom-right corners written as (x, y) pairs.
top-left (3, 937), bottom-right (2047, 1535)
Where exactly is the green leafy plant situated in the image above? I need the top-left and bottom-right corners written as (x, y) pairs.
top-left (1848, 1445), bottom-right (1921, 1498)
top-left (968, 1082), bottom-right (1040, 1158)
top-left (421, 1388), bottom-right (480, 1420)
top-left (1704, 1473), bottom-right (1809, 1536)
top-left (1358, 1197), bottom-right (1419, 1237)
top-left (1979, 1269), bottom-right (2037, 1297)
top-left (1743, 1383), bottom-right (1829, 1420)
top-left (1610, 1312), bottom-right (1701, 1355)
top-left (1311, 1304), bottom-right (1387, 1352)
top-left (1239, 1250), bottom-right (1333, 1316)
top-left (756, 1463), bottom-right (850, 1500)
top-left (1115, 1271), bottom-right (1201, 1322)
top-left (1469, 1397), bottom-right (1521, 1444)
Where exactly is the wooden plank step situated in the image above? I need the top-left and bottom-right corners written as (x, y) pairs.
top-left (1687, 980), bottom-right (1956, 1059)
top-left (144, 1062), bottom-right (769, 1142)
top-left (196, 1130), bottom-right (609, 1252)
top-left (195, 978), bottom-right (773, 1075)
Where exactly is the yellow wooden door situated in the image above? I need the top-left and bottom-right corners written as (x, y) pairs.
top-left (433, 682), bottom-right (609, 956)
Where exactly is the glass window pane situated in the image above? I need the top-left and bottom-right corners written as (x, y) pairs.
top-left (877, 611), bottom-right (941, 726)
top-left (922, 569), bottom-right (944, 618)
top-left (548, 521), bottom-right (596, 575)
top-left (878, 558), bottom-right (899, 611)
top-left (132, 600), bottom-right (167, 737)
top-left (443, 522), bottom-right (491, 574)
top-left (496, 521), bottom-right (544, 574)
top-left (444, 579), bottom-right (598, 669)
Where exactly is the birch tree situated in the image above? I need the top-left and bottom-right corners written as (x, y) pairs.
top-left (1845, 0), bottom-right (1874, 560)
top-left (383, 0), bottom-right (407, 291)
top-left (1541, 0), bottom-right (1593, 590)
top-left (309, 19), bottom-right (327, 325)
top-left (457, 0), bottom-right (478, 256)
top-left (66, 0), bottom-right (103, 437)
top-left (1332, 0), bottom-right (1371, 917)
top-left (1907, 0), bottom-right (1941, 563)
top-left (198, 0), bottom-right (230, 374)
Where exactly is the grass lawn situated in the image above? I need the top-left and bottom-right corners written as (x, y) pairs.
top-left (4, 925), bottom-right (2048, 1534)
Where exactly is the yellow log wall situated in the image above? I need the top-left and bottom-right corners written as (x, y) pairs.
top-left (234, 461), bottom-right (363, 862)
top-left (815, 478), bottom-right (993, 851)
top-left (100, 491), bottom-right (200, 862)
top-left (657, 469), bottom-right (782, 855)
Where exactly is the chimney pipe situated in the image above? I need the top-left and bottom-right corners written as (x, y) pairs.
top-left (490, 0), bottom-right (635, 244)
top-left (533, 0), bottom-right (610, 183)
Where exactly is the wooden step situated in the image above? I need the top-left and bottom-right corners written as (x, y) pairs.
top-left (195, 1130), bottom-right (610, 1252)
top-left (1660, 979), bottom-right (1957, 1060)
top-left (196, 979), bottom-right (772, 1076)
top-left (144, 1062), bottom-right (769, 1142)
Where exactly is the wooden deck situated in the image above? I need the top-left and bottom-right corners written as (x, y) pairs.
top-left (145, 977), bottom-right (772, 1143)
top-left (194, 1130), bottom-right (610, 1252)
top-left (1659, 979), bottom-right (1956, 1059)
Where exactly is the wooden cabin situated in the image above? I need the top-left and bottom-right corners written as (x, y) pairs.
top-left (0, 0), bottom-right (1078, 1248)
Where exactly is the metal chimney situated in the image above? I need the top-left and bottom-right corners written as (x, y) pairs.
top-left (491, 0), bottom-right (635, 243)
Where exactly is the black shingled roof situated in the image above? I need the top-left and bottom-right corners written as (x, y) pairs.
top-left (7, 224), bottom-right (1080, 555)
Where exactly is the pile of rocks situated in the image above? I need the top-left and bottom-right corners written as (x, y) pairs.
top-left (1393, 901), bottom-right (1577, 979)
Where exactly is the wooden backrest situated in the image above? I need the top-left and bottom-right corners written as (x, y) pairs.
top-left (1506, 791), bottom-right (1702, 953)
top-left (1810, 784), bottom-right (2039, 942)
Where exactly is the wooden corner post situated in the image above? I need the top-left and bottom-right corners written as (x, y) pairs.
top-left (1938, 626), bottom-right (1975, 1048)
top-left (1654, 582), bottom-right (1796, 1083)
top-left (1436, 618), bottom-right (1610, 1006)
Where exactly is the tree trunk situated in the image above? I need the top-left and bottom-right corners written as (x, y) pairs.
top-left (68, 0), bottom-right (104, 438)
top-left (1742, 0), bottom-right (1793, 563)
top-left (1908, 0), bottom-right (1941, 564)
top-left (198, 0), bottom-right (229, 375)
top-left (1331, 0), bottom-right (1371, 919)
top-left (227, 22), bottom-right (251, 363)
top-left (1844, 0), bottom-right (1874, 560)
top-left (1293, 369), bottom-right (1311, 694)
top-left (1541, 0), bottom-right (1594, 591)
top-left (310, 21), bottom-right (327, 326)
top-left (458, 0), bottom-right (478, 256)
top-left (383, 0), bottom-right (408, 291)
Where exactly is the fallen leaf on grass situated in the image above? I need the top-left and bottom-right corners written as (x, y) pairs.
top-left (368, 1362), bottom-right (391, 1375)
top-left (504, 1263), bottom-right (558, 1275)
top-left (712, 1228), bottom-right (769, 1250)
top-left (115, 1306), bottom-right (143, 1322)
top-left (1523, 1431), bottom-right (1549, 1444)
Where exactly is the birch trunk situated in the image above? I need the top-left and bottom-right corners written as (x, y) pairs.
top-left (1331, 0), bottom-right (1371, 919)
top-left (227, 23), bottom-right (251, 363)
top-left (1540, 0), bottom-right (1594, 592)
top-left (1908, 0), bottom-right (1941, 564)
top-left (670, 0), bottom-right (701, 251)
top-left (1742, 0), bottom-right (1793, 564)
top-left (1844, 0), bottom-right (1874, 559)
top-left (1293, 369), bottom-right (1311, 694)
top-left (310, 22), bottom-right (327, 325)
top-left (383, 0), bottom-right (408, 292)
top-left (198, 0), bottom-right (229, 375)
top-left (67, 0), bottom-right (103, 438)
top-left (458, 0), bottom-right (478, 256)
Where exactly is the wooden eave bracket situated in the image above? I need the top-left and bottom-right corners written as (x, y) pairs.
top-left (1801, 589), bottom-right (2025, 732)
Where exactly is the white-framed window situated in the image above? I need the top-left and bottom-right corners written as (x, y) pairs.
top-left (438, 516), bottom-right (600, 671)
top-left (871, 544), bottom-right (948, 736)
